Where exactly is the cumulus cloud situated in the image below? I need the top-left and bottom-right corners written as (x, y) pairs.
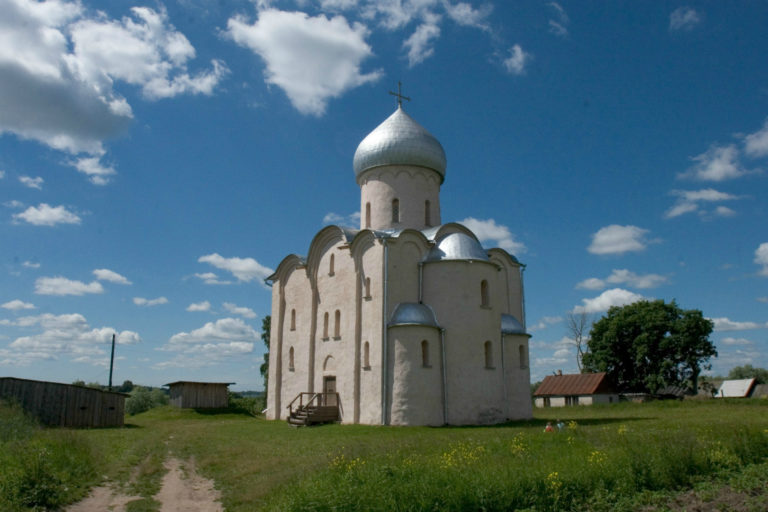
top-left (323, 211), bottom-right (360, 226)
top-left (223, 302), bottom-right (257, 319)
top-left (744, 118), bottom-right (768, 158)
top-left (227, 9), bottom-right (381, 116)
top-left (35, 276), bottom-right (103, 295)
top-left (528, 316), bottom-right (563, 332)
top-left (443, 2), bottom-right (491, 30)
top-left (133, 296), bottom-right (168, 307)
top-left (503, 44), bottom-right (530, 75)
top-left (710, 317), bottom-right (768, 331)
top-left (12, 203), bottom-right (81, 226)
top-left (588, 225), bottom-right (651, 255)
top-left (93, 268), bottom-right (131, 284)
top-left (404, 18), bottom-right (441, 67)
top-left (680, 145), bottom-right (751, 182)
top-left (22, 261), bottom-right (41, 269)
top-left (665, 189), bottom-right (743, 219)
top-left (2, 312), bottom-right (139, 366)
top-left (669, 7), bottom-right (701, 31)
top-left (577, 269), bottom-right (667, 290)
top-left (198, 253), bottom-right (273, 286)
top-left (70, 156), bottom-right (117, 185)
top-left (755, 242), bottom-right (768, 277)
top-left (1, 299), bottom-right (36, 311)
top-left (0, 1), bottom-right (225, 182)
top-left (187, 300), bottom-right (211, 312)
top-left (721, 337), bottom-right (753, 346)
top-left (194, 272), bottom-right (231, 285)
top-left (461, 217), bottom-right (526, 254)
top-left (572, 288), bottom-right (645, 314)
top-left (155, 317), bottom-right (257, 369)
top-left (19, 176), bottom-right (43, 189)
top-left (547, 2), bottom-right (569, 37)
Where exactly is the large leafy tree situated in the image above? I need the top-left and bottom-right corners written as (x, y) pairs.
top-left (727, 365), bottom-right (768, 384)
top-left (260, 315), bottom-right (271, 395)
top-left (582, 300), bottom-right (716, 393)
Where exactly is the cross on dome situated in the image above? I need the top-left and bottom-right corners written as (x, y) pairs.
top-left (388, 81), bottom-right (410, 108)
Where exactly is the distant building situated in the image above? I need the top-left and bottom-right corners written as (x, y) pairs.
top-left (165, 381), bottom-right (234, 408)
top-left (716, 378), bottom-right (757, 398)
top-left (533, 372), bottom-right (618, 407)
top-left (0, 377), bottom-right (127, 428)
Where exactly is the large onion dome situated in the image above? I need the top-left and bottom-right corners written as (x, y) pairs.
top-left (353, 107), bottom-right (446, 181)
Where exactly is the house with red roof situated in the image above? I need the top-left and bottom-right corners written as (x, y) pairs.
top-left (533, 371), bottom-right (618, 407)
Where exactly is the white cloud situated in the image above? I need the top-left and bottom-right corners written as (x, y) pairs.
top-left (3, 312), bottom-right (139, 366)
top-left (681, 144), bottom-right (750, 182)
top-left (0, 1), bottom-right (224, 168)
top-left (19, 176), bottom-right (43, 189)
top-left (461, 217), bottom-right (526, 254)
top-left (577, 269), bottom-right (667, 290)
top-left (22, 261), bottom-right (40, 269)
top-left (665, 188), bottom-right (741, 218)
top-left (1, 299), bottom-right (35, 311)
top-left (12, 203), bottom-right (81, 226)
top-left (227, 9), bottom-right (382, 116)
top-left (403, 19), bottom-right (441, 67)
top-left (713, 206), bottom-right (736, 217)
top-left (70, 156), bottom-right (116, 185)
top-left (156, 317), bottom-right (257, 369)
top-left (323, 210), bottom-right (360, 225)
top-left (35, 276), bottom-right (103, 295)
top-left (757, 297), bottom-right (768, 303)
top-left (93, 268), bottom-right (131, 285)
top-left (669, 7), bottom-right (701, 31)
top-left (711, 317), bottom-right (768, 331)
top-left (572, 288), bottom-right (645, 314)
top-left (223, 302), bottom-right (257, 319)
top-left (187, 300), bottom-right (211, 312)
top-left (755, 243), bottom-right (768, 277)
top-left (198, 253), bottom-right (274, 285)
top-left (547, 2), bottom-right (569, 37)
top-left (194, 272), bottom-right (231, 285)
top-left (503, 44), bottom-right (530, 75)
top-left (443, 2), bottom-right (491, 30)
top-left (0, 170), bottom-right (4, 179)
top-left (588, 225), bottom-right (650, 255)
top-left (133, 296), bottom-right (168, 307)
top-left (721, 337), bottom-right (753, 346)
top-left (528, 316), bottom-right (563, 332)
top-left (744, 118), bottom-right (768, 158)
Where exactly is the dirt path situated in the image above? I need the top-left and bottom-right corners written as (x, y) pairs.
top-left (66, 457), bottom-right (223, 512)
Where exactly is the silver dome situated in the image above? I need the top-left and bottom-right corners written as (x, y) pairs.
top-left (501, 314), bottom-right (526, 335)
top-left (353, 107), bottom-right (446, 180)
top-left (424, 233), bottom-right (489, 262)
top-left (389, 303), bottom-right (440, 328)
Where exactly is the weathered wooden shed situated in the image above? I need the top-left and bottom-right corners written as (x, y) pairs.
top-left (165, 381), bottom-right (234, 408)
top-left (0, 377), bottom-right (127, 428)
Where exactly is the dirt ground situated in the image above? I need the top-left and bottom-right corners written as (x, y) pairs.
top-left (66, 457), bottom-right (223, 512)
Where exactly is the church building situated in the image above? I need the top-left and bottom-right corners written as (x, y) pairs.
top-left (266, 95), bottom-right (532, 425)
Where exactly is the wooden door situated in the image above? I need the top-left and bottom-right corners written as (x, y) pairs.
top-left (323, 376), bottom-right (337, 406)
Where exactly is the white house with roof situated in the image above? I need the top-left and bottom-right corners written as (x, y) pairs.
top-left (265, 98), bottom-right (532, 426)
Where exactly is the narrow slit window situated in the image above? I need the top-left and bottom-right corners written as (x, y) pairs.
top-left (329, 253), bottom-right (335, 276)
top-left (519, 344), bottom-right (527, 369)
top-left (392, 198), bottom-right (400, 224)
top-left (421, 340), bottom-right (430, 367)
top-left (425, 200), bottom-right (431, 226)
top-left (484, 341), bottom-right (493, 368)
top-left (365, 202), bottom-right (371, 228)
top-left (289, 346), bottom-right (295, 371)
top-left (363, 341), bottom-right (370, 368)
top-left (323, 312), bottom-right (329, 338)
top-left (290, 309), bottom-right (296, 331)
top-left (365, 277), bottom-right (371, 298)
top-left (334, 309), bottom-right (341, 338)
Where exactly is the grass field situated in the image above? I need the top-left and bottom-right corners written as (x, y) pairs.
top-left (2, 399), bottom-right (767, 511)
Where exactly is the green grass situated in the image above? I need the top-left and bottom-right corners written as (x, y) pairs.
top-left (2, 399), bottom-right (767, 510)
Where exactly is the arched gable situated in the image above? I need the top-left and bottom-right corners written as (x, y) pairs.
top-left (488, 248), bottom-right (523, 267)
top-left (267, 254), bottom-right (306, 286)
top-left (306, 225), bottom-right (357, 282)
top-left (422, 222), bottom-right (479, 243)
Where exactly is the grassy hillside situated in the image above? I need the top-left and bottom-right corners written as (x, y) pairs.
top-left (2, 399), bottom-right (767, 511)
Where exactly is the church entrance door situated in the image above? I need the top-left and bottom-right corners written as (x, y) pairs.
top-left (323, 376), bottom-right (337, 406)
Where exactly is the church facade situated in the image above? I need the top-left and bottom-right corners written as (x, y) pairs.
top-left (265, 102), bottom-right (532, 425)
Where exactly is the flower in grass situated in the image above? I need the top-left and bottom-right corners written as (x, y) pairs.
top-left (330, 453), bottom-right (366, 473)
top-left (567, 420), bottom-right (578, 430)
top-left (588, 450), bottom-right (606, 466)
top-left (509, 433), bottom-right (527, 455)
top-left (546, 471), bottom-right (563, 493)
top-left (439, 441), bottom-right (486, 469)
top-left (617, 424), bottom-right (627, 435)
top-left (566, 435), bottom-right (574, 445)
top-left (706, 441), bottom-right (739, 468)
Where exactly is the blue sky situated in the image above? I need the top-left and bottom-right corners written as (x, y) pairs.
top-left (1, 0), bottom-right (767, 390)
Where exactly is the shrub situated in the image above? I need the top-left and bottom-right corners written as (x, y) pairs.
top-left (126, 387), bottom-right (168, 416)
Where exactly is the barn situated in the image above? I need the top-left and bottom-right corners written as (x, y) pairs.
top-left (0, 377), bottom-right (127, 428)
top-left (165, 381), bottom-right (234, 408)
top-left (533, 372), bottom-right (619, 407)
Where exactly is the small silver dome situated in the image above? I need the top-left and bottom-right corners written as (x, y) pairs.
top-left (501, 314), bottom-right (526, 335)
top-left (389, 303), bottom-right (440, 328)
top-left (424, 233), bottom-right (489, 262)
top-left (353, 107), bottom-right (446, 180)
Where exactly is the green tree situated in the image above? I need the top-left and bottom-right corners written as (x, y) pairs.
top-left (582, 300), bottom-right (716, 393)
top-left (727, 365), bottom-right (768, 384)
top-left (260, 315), bottom-right (271, 396)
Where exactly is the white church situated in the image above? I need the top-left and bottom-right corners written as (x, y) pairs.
top-left (265, 93), bottom-right (532, 426)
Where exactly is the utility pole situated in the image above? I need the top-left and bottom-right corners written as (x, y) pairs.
top-left (108, 333), bottom-right (116, 391)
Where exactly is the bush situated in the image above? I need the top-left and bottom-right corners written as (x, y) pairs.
top-left (126, 387), bottom-right (168, 416)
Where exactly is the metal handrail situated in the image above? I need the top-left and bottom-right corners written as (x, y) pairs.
top-left (286, 392), bottom-right (341, 416)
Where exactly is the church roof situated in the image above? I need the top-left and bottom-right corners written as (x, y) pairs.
top-left (424, 232), bottom-right (489, 262)
top-left (388, 303), bottom-right (440, 328)
top-left (353, 106), bottom-right (446, 180)
top-left (501, 314), bottom-right (526, 335)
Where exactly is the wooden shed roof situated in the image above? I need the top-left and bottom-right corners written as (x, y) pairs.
top-left (534, 372), bottom-right (614, 397)
top-left (0, 376), bottom-right (130, 397)
top-left (164, 381), bottom-right (235, 386)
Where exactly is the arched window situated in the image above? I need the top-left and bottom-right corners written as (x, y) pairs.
top-left (329, 253), bottom-right (335, 276)
top-left (363, 341), bottom-right (370, 368)
top-left (480, 280), bottom-right (489, 307)
top-left (334, 309), bottom-right (341, 338)
top-left (288, 346), bottom-right (295, 371)
top-left (290, 309), bottom-right (296, 331)
top-left (391, 198), bottom-right (400, 224)
top-left (323, 312), bottom-right (329, 338)
top-left (519, 344), bottom-right (527, 369)
top-left (484, 341), bottom-right (493, 369)
top-left (425, 200), bottom-right (431, 226)
top-left (364, 277), bottom-right (371, 298)
top-left (421, 340), bottom-right (430, 367)
top-left (365, 202), bottom-right (371, 229)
